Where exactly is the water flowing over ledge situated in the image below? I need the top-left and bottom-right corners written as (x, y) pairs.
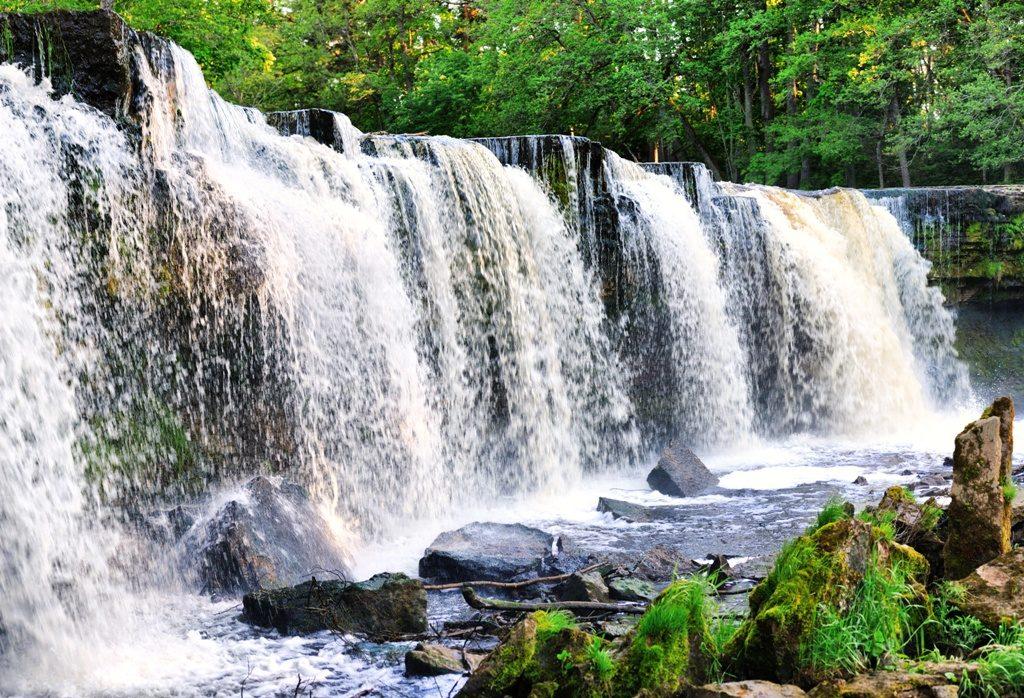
top-left (0, 10), bottom-right (976, 694)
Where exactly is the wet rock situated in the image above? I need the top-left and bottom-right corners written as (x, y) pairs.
top-left (607, 576), bottom-right (656, 602)
top-left (0, 10), bottom-right (141, 118)
top-left (807, 671), bottom-right (958, 697)
top-left (241, 572), bottom-right (426, 639)
top-left (594, 615), bottom-right (638, 639)
top-left (870, 486), bottom-right (943, 547)
top-left (405, 642), bottom-right (476, 676)
top-left (418, 522), bottom-right (564, 583)
top-left (596, 496), bottom-right (683, 523)
top-left (185, 476), bottom-right (352, 594)
top-left (944, 400), bottom-right (1013, 579)
top-left (691, 681), bottom-right (806, 698)
top-left (647, 443), bottom-right (718, 497)
top-left (557, 570), bottom-right (609, 602)
top-left (954, 547), bottom-right (1024, 628)
top-left (916, 474), bottom-right (948, 488)
top-left (852, 475), bottom-right (868, 485)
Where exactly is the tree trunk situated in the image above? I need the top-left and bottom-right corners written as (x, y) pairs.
top-left (680, 113), bottom-right (724, 180)
top-left (757, 42), bottom-right (774, 122)
top-left (876, 140), bottom-right (885, 189)
top-left (800, 155), bottom-right (813, 188)
top-left (898, 148), bottom-right (911, 187)
top-left (845, 164), bottom-right (857, 188)
top-left (741, 44), bottom-right (755, 156)
top-left (1005, 163), bottom-right (1014, 184)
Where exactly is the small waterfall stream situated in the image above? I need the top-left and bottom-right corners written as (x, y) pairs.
top-left (0, 27), bottom-right (972, 694)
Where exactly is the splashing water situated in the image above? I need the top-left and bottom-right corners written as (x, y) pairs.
top-left (0, 28), bottom-right (975, 695)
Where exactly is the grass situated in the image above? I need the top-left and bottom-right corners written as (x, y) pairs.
top-left (1002, 478), bottom-right (1018, 505)
top-left (927, 582), bottom-right (991, 658)
top-left (811, 497), bottom-right (852, 532)
top-left (801, 555), bottom-right (929, 678)
top-left (583, 636), bottom-right (615, 682)
top-left (618, 575), bottom-right (720, 693)
top-left (958, 624), bottom-right (1024, 697)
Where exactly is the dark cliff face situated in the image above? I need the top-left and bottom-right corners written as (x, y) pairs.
top-left (0, 10), bottom-right (174, 124)
top-left (864, 186), bottom-right (1024, 303)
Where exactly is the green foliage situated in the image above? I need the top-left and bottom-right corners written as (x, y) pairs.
top-left (618, 575), bottom-right (719, 693)
top-left (10, 0), bottom-right (1021, 185)
top-left (534, 610), bottom-right (576, 640)
top-left (583, 636), bottom-right (615, 683)
top-left (958, 624), bottom-right (1024, 698)
top-left (1003, 478), bottom-right (1018, 505)
top-left (802, 555), bottom-right (929, 678)
top-left (927, 581), bottom-right (992, 658)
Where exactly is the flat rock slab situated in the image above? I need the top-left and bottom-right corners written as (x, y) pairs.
top-left (418, 522), bottom-right (563, 582)
top-left (691, 681), bottom-right (806, 698)
top-left (647, 443), bottom-right (718, 497)
top-left (405, 642), bottom-right (483, 676)
top-left (597, 496), bottom-right (687, 523)
top-left (808, 671), bottom-right (958, 697)
top-left (955, 547), bottom-right (1024, 628)
top-left (241, 572), bottom-right (426, 640)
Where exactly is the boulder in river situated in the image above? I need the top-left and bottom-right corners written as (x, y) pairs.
top-left (241, 572), bottom-right (426, 639)
top-left (184, 476), bottom-right (352, 594)
top-left (418, 522), bottom-right (565, 583)
top-left (405, 642), bottom-right (483, 676)
top-left (943, 398), bottom-right (1014, 580)
top-left (647, 443), bottom-right (718, 497)
top-left (557, 570), bottom-right (609, 602)
top-left (607, 576), bottom-right (656, 602)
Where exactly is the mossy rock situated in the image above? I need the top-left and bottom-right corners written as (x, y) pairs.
top-left (458, 612), bottom-right (614, 698)
top-left (725, 518), bottom-right (929, 686)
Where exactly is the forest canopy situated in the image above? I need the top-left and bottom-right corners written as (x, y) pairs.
top-left (6, 0), bottom-right (1023, 188)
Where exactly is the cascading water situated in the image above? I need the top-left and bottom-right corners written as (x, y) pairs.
top-left (0, 15), bottom-right (975, 695)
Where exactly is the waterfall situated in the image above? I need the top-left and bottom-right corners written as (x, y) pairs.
top-left (0, 22), bottom-right (972, 690)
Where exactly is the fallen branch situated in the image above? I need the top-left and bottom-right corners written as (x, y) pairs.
top-left (424, 562), bottom-right (606, 591)
top-left (462, 587), bottom-right (645, 615)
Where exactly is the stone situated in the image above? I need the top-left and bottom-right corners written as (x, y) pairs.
top-left (184, 476), bottom-right (352, 595)
top-left (807, 671), bottom-right (958, 697)
top-left (727, 518), bottom-right (930, 685)
top-left (852, 476), bottom-right (868, 485)
top-left (607, 577), bottom-right (657, 602)
top-left (917, 474), bottom-right (948, 487)
top-left (647, 443), bottom-right (718, 497)
top-left (954, 547), bottom-right (1024, 628)
top-left (557, 570), bottom-right (609, 602)
top-left (405, 643), bottom-right (474, 676)
top-left (241, 572), bottom-right (426, 639)
top-left (418, 522), bottom-right (563, 583)
top-left (0, 10), bottom-right (140, 118)
top-left (691, 681), bottom-right (807, 698)
top-left (943, 401), bottom-right (1013, 580)
top-left (596, 496), bottom-right (683, 523)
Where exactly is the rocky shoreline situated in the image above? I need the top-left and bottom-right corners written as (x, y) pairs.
top-left (133, 398), bottom-right (1024, 696)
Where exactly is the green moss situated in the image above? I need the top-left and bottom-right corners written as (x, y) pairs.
top-left (726, 515), bottom-right (931, 686)
top-left (615, 576), bottom-right (722, 695)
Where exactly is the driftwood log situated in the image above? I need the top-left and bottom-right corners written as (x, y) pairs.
top-left (461, 587), bottom-right (646, 615)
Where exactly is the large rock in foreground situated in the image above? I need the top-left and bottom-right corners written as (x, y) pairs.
top-left (647, 443), bottom-right (718, 497)
top-left (954, 547), bottom-right (1024, 629)
top-left (727, 517), bottom-right (929, 685)
top-left (418, 522), bottom-right (566, 582)
top-left (943, 398), bottom-right (1013, 580)
top-left (184, 476), bottom-right (352, 594)
top-left (241, 573), bottom-right (426, 639)
top-left (692, 681), bottom-right (806, 698)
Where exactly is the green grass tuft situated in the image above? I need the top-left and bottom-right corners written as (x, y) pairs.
top-left (810, 497), bottom-right (852, 532)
